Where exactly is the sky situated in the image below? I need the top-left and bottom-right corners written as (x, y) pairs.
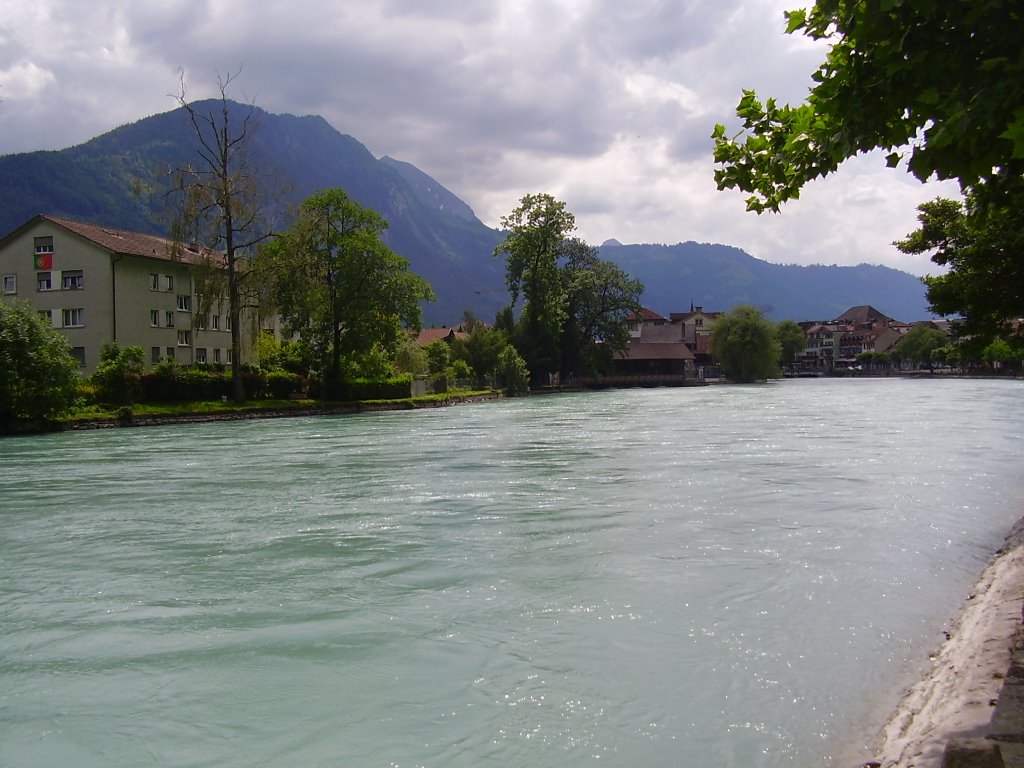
top-left (0, 0), bottom-right (961, 276)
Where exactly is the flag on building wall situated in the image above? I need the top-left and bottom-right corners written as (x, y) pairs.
top-left (34, 253), bottom-right (53, 269)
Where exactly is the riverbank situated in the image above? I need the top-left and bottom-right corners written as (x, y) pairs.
top-left (59, 391), bottom-right (503, 431)
top-left (868, 520), bottom-right (1024, 767)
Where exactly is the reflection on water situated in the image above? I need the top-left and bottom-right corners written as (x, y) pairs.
top-left (2, 378), bottom-right (1023, 767)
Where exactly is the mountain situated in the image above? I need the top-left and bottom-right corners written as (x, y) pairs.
top-left (0, 101), bottom-right (933, 323)
top-left (0, 101), bottom-right (507, 325)
top-left (602, 242), bottom-right (933, 321)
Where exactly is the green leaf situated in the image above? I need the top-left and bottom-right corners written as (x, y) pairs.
top-left (784, 9), bottom-right (807, 33)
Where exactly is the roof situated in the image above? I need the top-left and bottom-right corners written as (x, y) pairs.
top-left (835, 305), bottom-right (892, 325)
top-left (628, 307), bottom-right (667, 322)
top-left (638, 323), bottom-right (684, 343)
top-left (4, 214), bottom-right (220, 266)
top-left (670, 308), bottom-right (723, 321)
top-left (416, 327), bottom-right (469, 346)
top-left (614, 341), bottom-right (695, 361)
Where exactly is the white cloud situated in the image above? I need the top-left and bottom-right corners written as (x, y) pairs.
top-left (0, 60), bottom-right (55, 99)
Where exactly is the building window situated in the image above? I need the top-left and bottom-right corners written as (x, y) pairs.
top-left (211, 314), bottom-right (220, 330)
top-left (37, 272), bottom-right (52, 291)
top-left (165, 347), bottom-right (175, 360)
top-left (151, 346), bottom-right (161, 364)
top-left (33, 237), bottom-right (54, 269)
top-left (164, 275), bottom-right (174, 292)
top-left (61, 269), bottom-right (84, 290)
top-left (226, 315), bottom-right (233, 331)
top-left (177, 330), bottom-right (192, 346)
top-left (62, 308), bottom-right (84, 328)
top-left (70, 347), bottom-right (86, 367)
top-left (695, 317), bottom-right (704, 327)
top-left (150, 309), bottom-right (160, 327)
top-left (226, 348), bottom-right (233, 364)
top-left (165, 311), bottom-right (174, 328)
top-left (38, 309), bottom-right (53, 325)
top-left (177, 294), bottom-right (191, 311)
top-left (195, 314), bottom-right (207, 329)
top-left (2, 275), bottom-right (15, 294)
top-left (214, 348), bottom-right (221, 364)
top-left (195, 348), bottom-right (207, 363)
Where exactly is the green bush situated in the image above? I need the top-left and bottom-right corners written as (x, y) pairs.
top-left (0, 300), bottom-right (82, 431)
top-left (332, 376), bottom-right (412, 401)
top-left (497, 347), bottom-right (530, 395)
top-left (90, 341), bottom-right (144, 405)
top-left (177, 367), bottom-right (222, 401)
top-left (266, 370), bottom-right (300, 399)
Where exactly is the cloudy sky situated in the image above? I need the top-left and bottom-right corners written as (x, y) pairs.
top-left (0, 0), bottom-right (959, 275)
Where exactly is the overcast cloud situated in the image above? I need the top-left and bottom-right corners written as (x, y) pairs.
top-left (0, 0), bottom-right (960, 275)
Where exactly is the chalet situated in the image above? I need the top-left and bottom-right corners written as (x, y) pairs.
top-left (612, 308), bottom-right (695, 377)
top-left (416, 327), bottom-right (470, 346)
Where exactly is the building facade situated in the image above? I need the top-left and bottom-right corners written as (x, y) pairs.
top-left (0, 215), bottom-right (259, 373)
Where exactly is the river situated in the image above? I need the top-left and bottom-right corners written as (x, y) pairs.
top-left (2, 377), bottom-right (1023, 767)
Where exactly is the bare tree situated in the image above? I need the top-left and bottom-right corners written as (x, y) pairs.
top-left (168, 69), bottom-right (278, 401)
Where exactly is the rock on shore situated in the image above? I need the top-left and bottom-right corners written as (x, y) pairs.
top-left (871, 521), bottom-right (1024, 767)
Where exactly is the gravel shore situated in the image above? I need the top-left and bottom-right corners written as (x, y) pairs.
top-left (870, 520), bottom-right (1024, 767)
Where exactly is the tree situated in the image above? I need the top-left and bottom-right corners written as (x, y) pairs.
top-left (0, 300), bottom-right (81, 431)
top-left (775, 320), bottom-right (807, 370)
top-left (709, 305), bottom-right (781, 383)
top-left (893, 325), bottom-right (948, 368)
top-left (712, 1), bottom-right (1024, 213)
top-left (451, 325), bottom-right (509, 389)
top-left (494, 195), bottom-right (644, 383)
top-left (559, 238), bottom-right (643, 378)
top-left (424, 341), bottom-right (451, 376)
top-left (91, 340), bottom-right (145, 405)
top-left (494, 193), bottom-right (576, 379)
top-left (262, 188), bottom-right (434, 396)
top-left (394, 335), bottom-right (429, 377)
top-left (168, 70), bottom-right (279, 402)
top-left (496, 345), bottom-right (530, 396)
top-left (896, 183), bottom-right (1024, 343)
top-left (981, 339), bottom-right (1023, 371)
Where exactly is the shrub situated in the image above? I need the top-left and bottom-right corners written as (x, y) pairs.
top-left (0, 300), bottom-right (82, 431)
top-left (91, 341), bottom-right (144, 405)
top-left (266, 370), bottom-right (300, 399)
top-left (496, 346), bottom-right (530, 395)
top-left (332, 376), bottom-right (412, 401)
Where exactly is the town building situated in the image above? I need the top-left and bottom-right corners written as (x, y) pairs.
top-left (0, 214), bottom-right (263, 373)
top-left (611, 308), bottom-right (696, 379)
top-left (799, 305), bottom-right (919, 370)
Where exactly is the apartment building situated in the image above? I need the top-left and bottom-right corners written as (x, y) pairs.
top-left (0, 214), bottom-right (256, 373)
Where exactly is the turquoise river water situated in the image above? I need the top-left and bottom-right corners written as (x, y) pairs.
top-left (2, 378), bottom-right (1023, 767)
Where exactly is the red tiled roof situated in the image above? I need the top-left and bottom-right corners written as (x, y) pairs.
top-left (416, 327), bottom-right (469, 346)
top-left (835, 305), bottom-right (892, 325)
top-left (41, 215), bottom-right (220, 265)
top-left (627, 307), bottom-right (667, 322)
top-left (614, 341), bottom-right (695, 361)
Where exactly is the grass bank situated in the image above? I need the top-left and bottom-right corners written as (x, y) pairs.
top-left (61, 390), bottom-right (502, 430)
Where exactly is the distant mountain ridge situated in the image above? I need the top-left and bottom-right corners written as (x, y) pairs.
top-left (603, 242), bottom-right (932, 321)
top-left (0, 101), bottom-right (933, 323)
